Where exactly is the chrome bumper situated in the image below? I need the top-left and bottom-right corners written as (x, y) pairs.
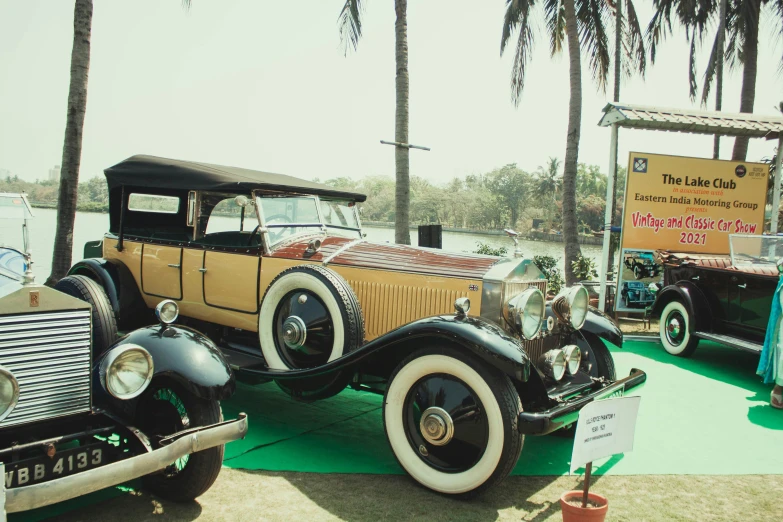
top-left (4, 413), bottom-right (248, 514)
top-left (517, 369), bottom-right (646, 435)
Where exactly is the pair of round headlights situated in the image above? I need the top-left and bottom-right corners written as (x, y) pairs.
top-left (539, 345), bottom-right (582, 381)
top-left (100, 300), bottom-right (179, 400)
top-left (505, 285), bottom-right (589, 340)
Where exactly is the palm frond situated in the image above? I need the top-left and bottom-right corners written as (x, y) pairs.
top-left (624, 0), bottom-right (647, 76)
top-left (544, 0), bottom-right (566, 55)
top-left (501, 0), bottom-right (537, 105)
top-left (338, 0), bottom-right (365, 56)
top-left (181, 0), bottom-right (191, 9)
top-left (700, 31), bottom-right (720, 106)
top-left (645, 0), bottom-right (678, 64)
top-left (776, 0), bottom-right (783, 72)
top-left (576, 0), bottom-right (611, 91)
top-left (688, 28), bottom-right (698, 100)
top-left (724, 2), bottom-right (742, 69)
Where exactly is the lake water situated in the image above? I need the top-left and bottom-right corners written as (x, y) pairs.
top-left (1, 208), bottom-right (602, 280)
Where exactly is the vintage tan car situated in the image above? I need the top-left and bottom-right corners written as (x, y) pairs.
top-left (68, 155), bottom-right (645, 497)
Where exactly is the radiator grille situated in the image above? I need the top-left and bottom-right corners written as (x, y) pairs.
top-left (348, 280), bottom-right (464, 340)
top-left (0, 310), bottom-right (92, 427)
top-left (502, 279), bottom-right (551, 362)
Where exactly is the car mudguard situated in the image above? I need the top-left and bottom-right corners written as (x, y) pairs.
top-left (96, 325), bottom-right (235, 402)
top-left (580, 307), bottom-right (623, 349)
top-left (651, 282), bottom-right (710, 332)
top-left (240, 314), bottom-right (531, 385)
top-left (68, 258), bottom-right (149, 330)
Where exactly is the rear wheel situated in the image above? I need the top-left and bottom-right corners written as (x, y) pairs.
top-left (659, 300), bottom-right (699, 357)
top-left (54, 275), bottom-right (117, 355)
top-left (136, 383), bottom-right (224, 501)
top-left (383, 347), bottom-right (523, 497)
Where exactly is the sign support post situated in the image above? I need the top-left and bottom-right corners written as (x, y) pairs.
top-left (772, 136), bottom-right (783, 234)
top-left (599, 123), bottom-right (618, 312)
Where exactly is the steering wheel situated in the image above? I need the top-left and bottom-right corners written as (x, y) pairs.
top-left (248, 214), bottom-right (292, 245)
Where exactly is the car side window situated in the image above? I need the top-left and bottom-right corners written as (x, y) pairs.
top-left (194, 194), bottom-right (260, 249)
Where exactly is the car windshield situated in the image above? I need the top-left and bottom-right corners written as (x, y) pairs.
top-left (0, 193), bottom-right (33, 252)
top-left (256, 195), bottom-right (361, 246)
top-left (730, 234), bottom-right (783, 269)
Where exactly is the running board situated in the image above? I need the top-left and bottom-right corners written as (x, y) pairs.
top-left (219, 343), bottom-right (267, 371)
top-left (693, 332), bottom-right (762, 353)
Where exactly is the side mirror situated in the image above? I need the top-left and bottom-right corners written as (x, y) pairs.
top-left (235, 195), bottom-right (249, 208)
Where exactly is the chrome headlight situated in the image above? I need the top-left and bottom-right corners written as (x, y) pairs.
top-left (155, 300), bottom-right (179, 325)
top-left (551, 286), bottom-right (589, 329)
top-left (100, 345), bottom-right (154, 400)
top-left (562, 345), bottom-right (581, 375)
top-left (0, 366), bottom-right (20, 422)
top-left (539, 349), bottom-right (566, 381)
top-left (504, 287), bottom-right (545, 340)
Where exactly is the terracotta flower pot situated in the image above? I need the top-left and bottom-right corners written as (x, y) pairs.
top-left (560, 491), bottom-right (608, 522)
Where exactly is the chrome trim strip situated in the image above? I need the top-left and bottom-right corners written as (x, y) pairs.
top-left (5, 414), bottom-right (249, 514)
top-left (322, 239), bottom-right (365, 266)
top-left (0, 311), bottom-right (90, 324)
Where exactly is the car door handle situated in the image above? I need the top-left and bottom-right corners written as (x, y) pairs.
top-left (691, 276), bottom-right (699, 281)
top-left (199, 268), bottom-right (208, 273)
top-left (737, 283), bottom-right (747, 289)
top-left (167, 264), bottom-right (181, 269)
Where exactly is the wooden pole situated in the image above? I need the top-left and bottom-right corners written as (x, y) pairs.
top-left (582, 461), bottom-right (593, 508)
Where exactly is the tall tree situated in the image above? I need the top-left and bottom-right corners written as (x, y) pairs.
top-left (501, 0), bottom-right (643, 284)
top-left (339, 0), bottom-right (412, 245)
top-left (647, 0), bottom-right (779, 161)
top-left (45, 0), bottom-right (93, 286)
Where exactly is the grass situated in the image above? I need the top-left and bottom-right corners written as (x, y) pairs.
top-left (48, 469), bottom-right (782, 522)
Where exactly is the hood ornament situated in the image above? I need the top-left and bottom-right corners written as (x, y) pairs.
top-left (503, 229), bottom-right (523, 258)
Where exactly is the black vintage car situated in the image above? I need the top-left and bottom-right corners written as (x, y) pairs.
top-left (623, 252), bottom-right (661, 280)
top-left (0, 193), bottom-right (247, 515)
top-left (651, 234), bottom-right (782, 357)
top-left (620, 281), bottom-right (656, 309)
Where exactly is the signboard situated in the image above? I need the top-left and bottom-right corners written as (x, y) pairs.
top-left (570, 396), bottom-right (641, 474)
top-left (615, 152), bottom-right (769, 312)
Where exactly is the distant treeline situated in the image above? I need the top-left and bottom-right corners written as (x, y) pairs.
top-left (0, 160), bottom-right (626, 233)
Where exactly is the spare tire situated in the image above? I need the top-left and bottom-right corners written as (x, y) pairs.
top-left (54, 275), bottom-right (118, 355)
top-left (259, 265), bottom-right (364, 370)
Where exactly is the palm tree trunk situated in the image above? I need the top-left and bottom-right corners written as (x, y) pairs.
top-left (731, 0), bottom-right (760, 161)
top-left (713, 0), bottom-right (727, 159)
top-left (394, 0), bottom-right (411, 245)
top-left (609, 0), bottom-right (622, 280)
top-left (45, 0), bottom-right (92, 286)
top-left (562, 0), bottom-right (583, 285)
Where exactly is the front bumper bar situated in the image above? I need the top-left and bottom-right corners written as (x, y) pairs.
top-left (517, 369), bottom-right (646, 435)
top-left (5, 413), bottom-right (248, 514)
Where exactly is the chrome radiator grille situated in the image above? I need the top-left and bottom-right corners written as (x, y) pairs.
top-left (0, 310), bottom-right (92, 427)
top-left (502, 279), bottom-right (552, 362)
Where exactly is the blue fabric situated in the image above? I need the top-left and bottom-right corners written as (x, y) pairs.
top-left (758, 275), bottom-right (783, 384)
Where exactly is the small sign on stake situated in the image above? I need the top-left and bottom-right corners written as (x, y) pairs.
top-left (570, 396), bottom-right (641, 508)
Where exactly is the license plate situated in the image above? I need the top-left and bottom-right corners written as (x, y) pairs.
top-left (5, 443), bottom-right (109, 489)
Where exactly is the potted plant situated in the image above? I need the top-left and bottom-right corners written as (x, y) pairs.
top-left (560, 462), bottom-right (608, 521)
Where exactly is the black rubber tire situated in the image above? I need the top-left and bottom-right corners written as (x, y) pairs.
top-left (258, 264), bottom-right (364, 370)
top-left (659, 300), bottom-right (699, 357)
top-left (633, 265), bottom-right (643, 280)
top-left (590, 341), bottom-right (617, 381)
top-left (137, 383), bottom-right (224, 502)
top-left (383, 346), bottom-right (523, 498)
top-left (54, 275), bottom-right (118, 355)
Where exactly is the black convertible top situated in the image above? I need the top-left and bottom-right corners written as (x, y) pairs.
top-left (104, 155), bottom-right (367, 202)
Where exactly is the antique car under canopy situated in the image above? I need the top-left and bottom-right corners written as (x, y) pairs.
top-left (67, 155), bottom-right (645, 497)
top-left (652, 234), bottom-right (783, 357)
top-left (0, 193), bottom-right (248, 515)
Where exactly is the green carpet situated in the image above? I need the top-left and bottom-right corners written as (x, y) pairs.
top-left (220, 339), bottom-right (783, 476)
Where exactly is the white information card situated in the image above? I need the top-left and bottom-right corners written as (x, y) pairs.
top-left (570, 396), bottom-right (641, 474)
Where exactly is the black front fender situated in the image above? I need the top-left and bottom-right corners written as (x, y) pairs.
top-left (651, 282), bottom-right (710, 332)
top-left (96, 325), bottom-right (235, 402)
top-left (580, 307), bottom-right (623, 349)
top-left (240, 314), bottom-right (531, 384)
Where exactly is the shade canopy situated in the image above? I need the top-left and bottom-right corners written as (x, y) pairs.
top-left (598, 102), bottom-right (783, 138)
top-left (104, 155), bottom-right (367, 202)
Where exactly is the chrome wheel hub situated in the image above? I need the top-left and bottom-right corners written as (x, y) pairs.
top-left (667, 318), bottom-right (681, 338)
top-left (282, 316), bottom-right (307, 350)
top-left (419, 407), bottom-right (454, 446)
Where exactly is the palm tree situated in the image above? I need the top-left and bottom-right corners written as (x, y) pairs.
top-left (45, 0), bottom-right (93, 286)
top-left (338, 0), bottom-right (412, 245)
top-left (647, 0), bottom-right (779, 161)
top-left (501, 0), bottom-right (644, 285)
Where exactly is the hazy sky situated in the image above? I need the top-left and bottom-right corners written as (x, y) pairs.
top-left (1, 0), bottom-right (781, 186)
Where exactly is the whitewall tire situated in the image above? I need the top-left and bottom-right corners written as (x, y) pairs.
top-left (659, 300), bottom-right (699, 357)
top-left (259, 265), bottom-right (363, 370)
top-left (383, 347), bottom-right (523, 497)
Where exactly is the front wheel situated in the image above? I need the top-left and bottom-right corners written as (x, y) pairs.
top-left (136, 383), bottom-right (224, 501)
top-left (659, 300), bottom-right (699, 357)
top-left (383, 347), bottom-right (523, 497)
